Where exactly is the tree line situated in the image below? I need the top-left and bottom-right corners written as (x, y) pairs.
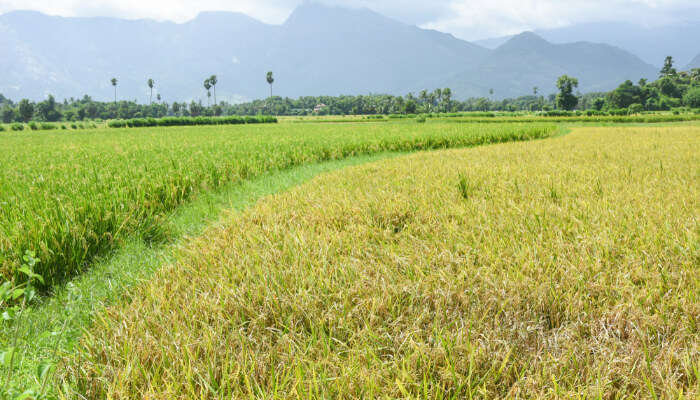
top-left (1, 59), bottom-right (698, 123)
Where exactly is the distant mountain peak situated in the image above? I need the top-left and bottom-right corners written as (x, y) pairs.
top-left (284, 1), bottom-right (395, 27)
top-left (514, 31), bottom-right (546, 40)
top-left (499, 31), bottom-right (550, 50)
top-left (687, 53), bottom-right (700, 69)
top-left (193, 10), bottom-right (255, 19)
top-left (189, 10), bottom-right (266, 26)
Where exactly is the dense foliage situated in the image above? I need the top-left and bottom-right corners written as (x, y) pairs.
top-left (1, 59), bottom-right (697, 123)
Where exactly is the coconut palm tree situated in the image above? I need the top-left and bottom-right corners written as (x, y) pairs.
top-left (111, 78), bottom-right (118, 103)
top-left (147, 78), bottom-right (155, 105)
top-left (442, 88), bottom-right (452, 112)
top-left (203, 79), bottom-right (212, 107)
top-left (418, 90), bottom-right (428, 111)
top-left (435, 88), bottom-right (443, 111)
top-left (266, 71), bottom-right (274, 98)
top-left (209, 75), bottom-right (218, 106)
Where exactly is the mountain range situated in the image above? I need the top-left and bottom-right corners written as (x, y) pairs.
top-left (475, 22), bottom-right (700, 69)
top-left (688, 54), bottom-right (700, 70)
top-left (0, 3), bottom-right (687, 102)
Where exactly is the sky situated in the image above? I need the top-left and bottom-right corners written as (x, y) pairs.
top-left (0, 0), bottom-right (698, 40)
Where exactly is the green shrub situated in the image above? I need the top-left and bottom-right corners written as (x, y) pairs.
top-left (628, 104), bottom-right (644, 115)
top-left (585, 110), bottom-right (606, 116)
top-left (28, 122), bottom-right (39, 130)
top-left (11, 123), bottom-right (24, 131)
top-left (416, 115), bottom-right (427, 123)
top-left (682, 87), bottom-right (700, 108)
top-left (608, 109), bottom-right (628, 116)
top-left (108, 120), bottom-right (127, 128)
top-left (456, 112), bottom-right (496, 118)
top-left (0, 125), bottom-right (5, 132)
top-left (40, 123), bottom-right (57, 130)
top-left (544, 110), bottom-right (573, 117)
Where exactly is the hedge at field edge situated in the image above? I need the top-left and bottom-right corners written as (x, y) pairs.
top-left (108, 115), bottom-right (278, 128)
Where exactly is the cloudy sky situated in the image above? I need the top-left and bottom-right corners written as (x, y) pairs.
top-left (0, 0), bottom-right (698, 40)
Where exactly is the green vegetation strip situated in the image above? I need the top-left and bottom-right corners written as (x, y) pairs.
top-left (66, 125), bottom-right (699, 398)
top-left (440, 113), bottom-right (700, 124)
top-left (107, 115), bottom-right (278, 128)
top-left (0, 122), bottom-right (555, 287)
top-left (280, 112), bottom-right (700, 124)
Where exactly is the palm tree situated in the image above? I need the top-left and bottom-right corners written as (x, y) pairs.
top-left (419, 90), bottom-right (428, 111)
top-left (147, 78), bottom-right (155, 105)
top-left (442, 88), bottom-right (452, 112)
top-left (533, 87), bottom-right (538, 96)
top-left (156, 93), bottom-right (161, 103)
top-left (489, 88), bottom-right (494, 99)
top-left (111, 78), bottom-right (118, 103)
top-left (203, 79), bottom-right (212, 107)
top-left (266, 71), bottom-right (274, 98)
top-left (209, 75), bottom-right (218, 106)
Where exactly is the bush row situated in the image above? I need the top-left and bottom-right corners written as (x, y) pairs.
top-left (540, 109), bottom-right (700, 117)
top-left (1, 122), bottom-right (99, 132)
top-left (444, 113), bottom-right (700, 124)
top-left (108, 115), bottom-right (278, 128)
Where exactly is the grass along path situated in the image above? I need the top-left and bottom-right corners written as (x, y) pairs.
top-left (65, 125), bottom-right (699, 398)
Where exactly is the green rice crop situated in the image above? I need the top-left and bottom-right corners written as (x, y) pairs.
top-left (0, 122), bottom-right (556, 287)
top-left (65, 125), bottom-right (699, 398)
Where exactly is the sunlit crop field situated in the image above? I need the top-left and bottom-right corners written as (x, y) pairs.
top-left (0, 122), bottom-right (555, 286)
top-left (66, 125), bottom-right (700, 398)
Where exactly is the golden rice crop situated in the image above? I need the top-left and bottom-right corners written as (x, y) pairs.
top-left (65, 125), bottom-right (699, 398)
top-left (0, 122), bottom-right (555, 286)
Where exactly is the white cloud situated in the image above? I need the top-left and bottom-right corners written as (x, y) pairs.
top-left (0, 0), bottom-right (697, 40)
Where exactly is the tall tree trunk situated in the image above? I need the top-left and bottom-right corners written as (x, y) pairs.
top-left (213, 86), bottom-right (217, 106)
